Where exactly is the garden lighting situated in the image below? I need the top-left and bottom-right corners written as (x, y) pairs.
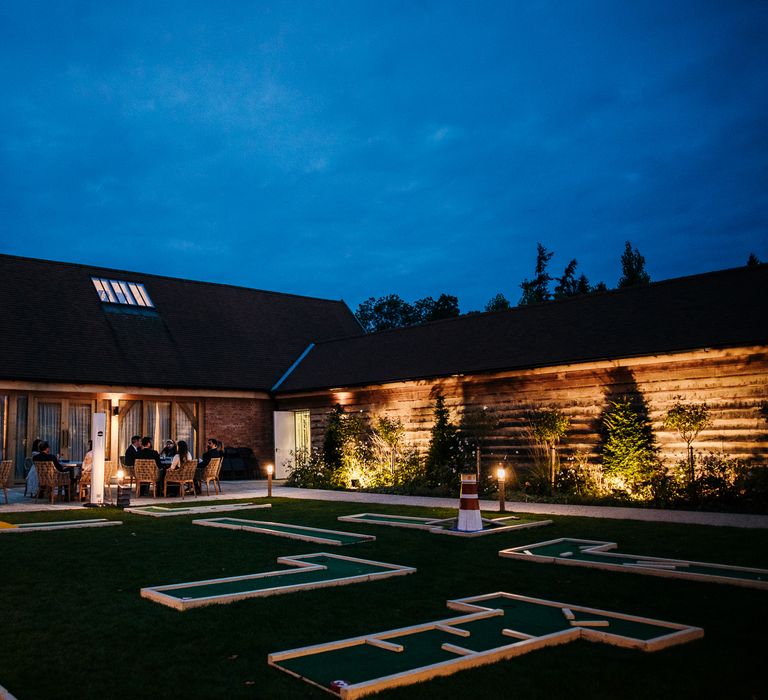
top-left (497, 467), bottom-right (506, 513)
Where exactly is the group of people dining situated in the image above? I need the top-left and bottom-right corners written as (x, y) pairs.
top-left (124, 435), bottom-right (223, 495)
top-left (25, 435), bottom-right (224, 500)
top-left (26, 437), bottom-right (87, 499)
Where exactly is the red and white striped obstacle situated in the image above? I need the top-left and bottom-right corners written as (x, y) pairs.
top-left (457, 473), bottom-right (483, 532)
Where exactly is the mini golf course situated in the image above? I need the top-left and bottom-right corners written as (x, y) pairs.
top-left (338, 512), bottom-right (552, 537)
top-left (269, 591), bottom-right (703, 699)
top-left (124, 502), bottom-right (271, 517)
top-left (0, 518), bottom-right (122, 533)
top-left (499, 538), bottom-right (768, 590)
top-left (141, 552), bottom-right (416, 610)
top-left (193, 517), bottom-right (375, 545)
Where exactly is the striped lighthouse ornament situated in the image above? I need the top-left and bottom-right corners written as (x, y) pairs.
top-left (457, 472), bottom-right (483, 531)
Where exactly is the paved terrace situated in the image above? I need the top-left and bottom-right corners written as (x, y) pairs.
top-left (2, 481), bottom-right (767, 529)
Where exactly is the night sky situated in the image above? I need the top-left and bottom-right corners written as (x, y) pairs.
top-left (1, 1), bottom-right (766, 312)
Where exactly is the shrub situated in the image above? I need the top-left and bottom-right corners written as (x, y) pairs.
top-left (663, 397), bottom-right (711, 485)
top-left (284, 449), bottom-right (334, 489)
top-left (600, 396), bottom-right (659, 497)
top-left (525, 408), bottom-right (571, 494)
top-left (425, 393), bottom-right (462, 489)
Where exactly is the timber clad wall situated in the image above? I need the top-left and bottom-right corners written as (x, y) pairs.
top-left (204, 398), bottom-right (275, 465)
top-left (276, 346), bottom-right (768, 476)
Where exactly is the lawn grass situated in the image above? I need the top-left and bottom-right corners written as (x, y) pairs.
top-left (2, 497), bottom-right (766, 699)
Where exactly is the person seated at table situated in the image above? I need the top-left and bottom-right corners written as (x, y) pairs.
top-left (160, 439), bottom-right (177, 459)
top-left (135, 436), bottom-right (165, 495)
top-left (124, 435), bottom-right (141, 467)
top-left (194, 437), bottom-right (223, 494)
top-left (168, 440), bottom-right (192, 470)
top-left (82, 440), bottom-right (93, 473)
top-left (33, 440), bottom-right (75, 496)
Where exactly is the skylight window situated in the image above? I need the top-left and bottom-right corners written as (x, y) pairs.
top-left (92, 278), bottom-right (154, 308)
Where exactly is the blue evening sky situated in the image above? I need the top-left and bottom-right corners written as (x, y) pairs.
top-left (1, 1), bottom-right (766, 311)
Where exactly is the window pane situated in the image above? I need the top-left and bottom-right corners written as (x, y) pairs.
top-left (118, 281), bottom-right (137, 305)
top-left (68, 404), bottom-right (91, 462)
top-left (109, 280), bottom-right (127, 304)
top-left (136, 284), bottom-right (154, 307)
top-left (37, 401), bottom-right (62, 456)
top-left (147, 401), bottom-right (171, 450)
top-left (0, 395), bottom-right (5, 460)
top-left (118, 401), bottom-right (142, 455)
top-left (14, 396), bottom-right (27, 480)
top-left (295, 410), bottom-right (311, 463)
top-left (174, 403), bottom-right (196, 458)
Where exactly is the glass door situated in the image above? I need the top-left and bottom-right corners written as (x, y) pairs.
top-left (35, 399), bottom-right (94, 460)
top-left (68, 403), bottom-right (92, 462)
top-left (37, 401), bottom-right (62, 457)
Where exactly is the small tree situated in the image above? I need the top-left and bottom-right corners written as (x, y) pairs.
top-left (618, 241), bottom-right (650, 288)
top-left (528, 408), bottom-right (570, 487)
top-left (322, 404), bottom-right (346, 470)
top-left (519, 243), bottom-right (553, 305)
top-left (373, 416), bottom-right (404, 479)
top-left (601, 397), bottom-right (658, 496)
top-left (664, 398), bottom-right (711, 485)
top-left (485, 293), bottom-right (511, 312)
top-left (425, 393), bottom-right (461, 489)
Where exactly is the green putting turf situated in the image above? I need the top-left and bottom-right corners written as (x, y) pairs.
top-left (194, 517), bottom-right (374, 545)
top-left (339, 512), bottom-right (549, 537)
top-left (501, 538), bottom-right (768, 587)
top-left (141, 552), bottom-right (416, 609)
top-left (0, 518), bottom-right (120, 532)
top-left (272, 592), bottom-right (702, 696)
top-left (125, 502), bottom-right (270, 516)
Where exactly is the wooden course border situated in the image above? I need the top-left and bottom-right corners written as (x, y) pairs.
top-left (141, 552), bottom-right (416, 611)
top-left (337, 512), bottom-right (552, 537)
top-left (124, 502), bottom-right (271, 517)
top-left (268, 591), bottom-right (703, 699)
top-left (0, 519), bottom-right (122, 533)
top-left (499, 537), bottom-right (768, 590)
top-left (192, 518), bottom-right (375, 546)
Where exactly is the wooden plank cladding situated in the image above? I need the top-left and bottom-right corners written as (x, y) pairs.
top-left (276, 346), bottom-right (768, 471)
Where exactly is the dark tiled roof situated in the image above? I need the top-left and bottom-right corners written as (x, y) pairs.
top-left (276, 265), bottom-right (768, 392)
top-left (0, 254), bottom-right (362, 390)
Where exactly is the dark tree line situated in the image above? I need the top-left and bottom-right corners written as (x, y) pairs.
top-left (355, 293), bottom-right (459, 333)
top-left (355, 244), bottom-right (761, 332)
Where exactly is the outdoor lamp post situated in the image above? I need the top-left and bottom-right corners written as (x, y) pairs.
top-left (496, 466), bottom-right (506, 513)
top-left (266, 463), bottom-right (274, 498)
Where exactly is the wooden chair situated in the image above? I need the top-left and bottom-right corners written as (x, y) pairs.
top-left (134, 459), bottom-right (161, 498)
top-left (0, 460), bottom-right (13, 504)
top-left (103, 461), bottom-right (116, 504)
top-left (35, 462), bottom-right (71, 504)
top-left (164, 460), bottom-right (198, 498)
top-left (78, 461), bottom-right (116, 503)
top-left (200, 457), bottom-right (223, 496)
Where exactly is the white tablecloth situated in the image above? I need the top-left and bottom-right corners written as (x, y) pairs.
top-left (26, 464), bottom-right (39, 496)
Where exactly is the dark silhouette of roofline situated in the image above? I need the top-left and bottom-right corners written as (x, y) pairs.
top-left (0, 252), bottom-right (348, 305)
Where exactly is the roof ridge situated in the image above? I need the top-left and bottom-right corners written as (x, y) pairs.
top-left (317, 263), bottom-right (767, 345)
top-left (0, 251), bottom-right (347, 305)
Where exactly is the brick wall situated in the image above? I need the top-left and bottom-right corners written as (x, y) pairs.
top-left (203, 397), bottom-right (275, 466)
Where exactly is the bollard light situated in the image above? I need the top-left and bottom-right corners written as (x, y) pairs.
top-left (117, 468), bottom-right (125, 483)
top-left (266, 463), bottom-right (274, 498)
top-left (497, 466), bottom-right (506, 513)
